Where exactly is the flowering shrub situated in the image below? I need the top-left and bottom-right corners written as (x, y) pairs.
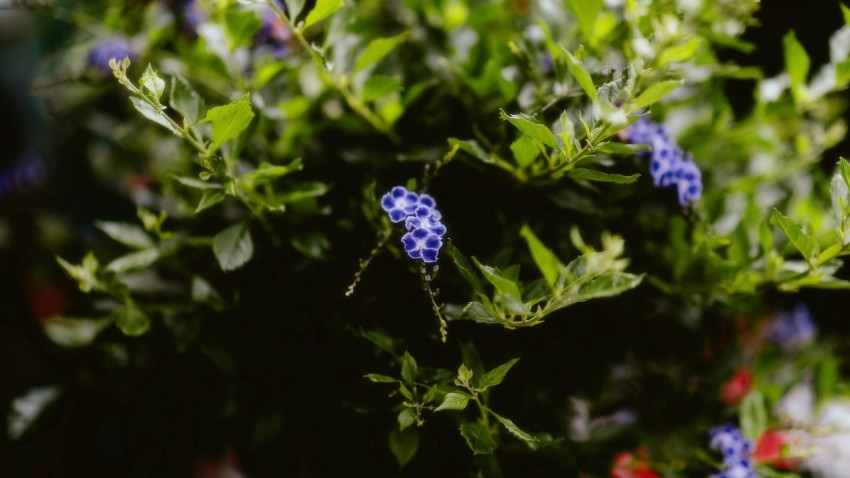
top-left (3, 0), bottom-right (850, 476)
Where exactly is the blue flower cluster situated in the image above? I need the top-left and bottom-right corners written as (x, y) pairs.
top-left (766, 304), bottom-right (816, 349)
top-left (0, 151), bottom-right (45, 200)
top-left (88, 38), bottom-right (135, 74)
top-left (257, 1), bottom-right (292, 59)
top-left (624, 117), bottom-right (702, 207)
top-left (380, 186), bottom-right (446, 263)
top-left (709, 424), bottom-right (755, 478)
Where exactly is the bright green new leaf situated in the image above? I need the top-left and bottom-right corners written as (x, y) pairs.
top-left (478, 358), bottom-right (519, 390)
top-left (490, 410), bottom-right (538, 445)
top-left (397, 408), bottom-right (416, 430)
top-left (840, 157), bottom-right (850, 190)
top-left (353, 34), bottom-right (406, 74)
top-left (401, 351), bottom-right (418, 385)
top-left (817, 356), bottom-right (839, 401)
top-left (364, 373), bottom-right (397, 383)
top-left (566, 168), bottom-right (641, 184)
top-left (459, 421), bottom-right (496, 455)
top-left (362, 75), bottom-right (401, 102)
top-left (435, 392), bottom-right (470, 411)
top-left (130, 97), bottom-right (179, 134)
top-left (461, 302), bottom-right (505, 325)
top-left (303, 0), bottom-right (345, 29)
top-left (499, 110), bottom-right (560, 150)
top-left (196, 190), bottom-right (226, 213)
top-left (843, 4), bottom-right (850, 25)
top-left (213, 221), bottom-right (254, 272)
top-left (388, 426), bottom-right (419, 467)
top-left (519, 226), bottom-right (564, 289)
top-left (658, 37), bottom-right (703, 66)
top-left (633, 80), bottom-right (684, 110)
top-left (240, 159), bottom-right (303, 187)
top-left (740, 390), bottom-right (767, 441)
top-left (115, 304), bottom-right (150, 336)
top-left (200, 94), bottom-right (255, 151)
top-left (563, 48), bottom-right (597, 101)
top-left (563, 0), bottom-right (602, 40)
top-left (96, 221), bottom-right (154, 249)
top-left (472, 257), bottom-right (522, 301)
top-left (770, 209), bottom-right (819, 263)
top-left (783, 31), bottom-right (810, 100)
top-left (170, 75), bottom-right (206, 124)
top-left (510, 135), bottom-right (541, 168)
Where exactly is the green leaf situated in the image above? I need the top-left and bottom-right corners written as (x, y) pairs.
top-left (510, 135), bottom-right (541, 168)
top-left (448, 138), bottom-right (496, 164)
top-left (770, 209), bottom-right (819, 264)
top-left (740, 390), bottom-right (767, 441)
top-left (574, 272), bottom-right (643, 303)
top-left (459, 421), bottom-right (496, 455)
top-left (499, 110), bottom-right (560, 150)
top-left (435, 392), bottom-right (470, 411)
top-left (472, 257), bottom-right (522, 301)
top-left (562, 48), bottom-right (597, 100)
top-left (817, 356), bottom-right (840, 401)
top-left (240, 159), bottom-right (303, 188)
top-left (303, 0), bottom-right (345, 29)
top-left (490, 410), bottom-right (538, 445)
top-left (388, 426), bottom-right (419, 467)
top-left (95, 221), bottom-right (154, 249)
top-left (401, 351), bottom-right (418, 385)
top-left (353, 33), bottom-right (406, 74)
top-left (783, 31), bottom-right (810, 100)
top-left (170, 75), bottom-right (206, 124)
top-left (843, 3), bottom-right (850, 25)
top-left (43, 317), bottom-right (109, 347)
top-left (563, 0), bottom-right (602, 40)
top-left (633, 80), bottom-right (683, 110)
top-left (129, 97), bottom-right (179, 134)
top-left (447, 244), bottom-right (484, 294)
top-left (519, 226), bottom-right (563, 289)
top-left (478, 358), bottom-right (519, 390)
top-left (566, 168), bottom-right (640, 184)
top-left (461, 302), bottom-right (505, 325)
top-left (364, 373), bottom-right (397, 383)
top-left (200, 94), bottom-right (255, 151)
top-left (657, 37), bottom-right (703, 66)
top-left (171, 175), bottom-right (224, 190)
top-left (106, 249), bottom-right (160, 273)
top-left (840, 157), bottom-right (850, 190)
top-left (837, 58), bottom-right (850, 84)
top-left (361, 75), bottom-right (401, 102)
top-left (196, 190), bottom-right (226, 213)
top-left (212, 221), bottom-right (254, 272)
top-left (397, 408), bottom-right (416, 430)
top-left (115, 304), bottom-right (150, 336)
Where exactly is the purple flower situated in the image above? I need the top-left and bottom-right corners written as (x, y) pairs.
top-left (401, 228), bottom-right (443, 263)
top-left (405, 207), bottom-right (446, 236)
top-left (256, 1), bottom-right (291, 59)
top-left (381, 186), bottom-right (420, 222)
top-left (675, 158), bottom-right (702, 205)
top-left (767, 304), bottom-right (816, 349)
top-left (709, 424), bottom-right (755, 476)
top-left (183, 0), bottom-right (207, 31)
top-left (88, 38), bottom-right (135, 74)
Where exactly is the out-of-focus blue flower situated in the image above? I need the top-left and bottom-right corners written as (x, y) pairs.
top-left (624, 117), bottom-right (702, 207)
top-left (256, 1), bottom-right (291, 59)
top-left (405, 206), bottom-right (446, 236)
top-left (381, 186), bottom-right (420, 223)
top-left (88, 38), bottom-right (135, 74)
top-left (183, 0), bottom-right (206, 31)
top-left (767, 304), bottom-right (816, 349)
top-left (401, 228), bottom-right (443, 263)
top-left (709, 424), bottom-right (755, 478)
top-left (0, 150), bottom-right (46, 199)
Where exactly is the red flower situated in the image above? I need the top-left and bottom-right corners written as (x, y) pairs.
top-left (611, 448), bottom-right (661, 478)
top-left (720, 368), bottom-right (753, 405)
top-left (753, 430), bottom-right (798, 470)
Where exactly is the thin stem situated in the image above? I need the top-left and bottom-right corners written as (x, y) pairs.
top-left (346, 226), bottom-right (393, 296)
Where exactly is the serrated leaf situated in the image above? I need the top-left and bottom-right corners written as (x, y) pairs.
top-left (783, 31), bottom-right (810, 101)
top-left (129, 97), bottom-right (179, 134)
top-left (435, 392), bottom-right (470, 411)
top-left (573, 272), bottom-right (643, 303)
top-left (401, 351), bottom-right (418, 385)
top-left (479, 358), bottom-right (519, 390)
top-left (499, 110), bottom-right (560, 150)
top-left (170, 75), bottom-right (206, 124)
top-left (362, 75), bottom-right (401, 102)
top-left (106, 249), bottom-right (160, 273)
top-left (364, 373), bottom-right (397, 383)
top-left (459, 421), bottom-right (496, 455)
top-left (740, 390), bottom-right (767, 441)
top-left (200, 94), bottom-right (255, 151)
top-left (213, 221), bottom-right (254, 272)
top-left (115, 304), bottom-right (150, 336)
top-left (633, 80), bottom-right (683, 110)
top-left (196, 190), bottom-right (226, 213)
top-left (563, 48), bottom-right (597, 101)
top-left (397, 408), bottom-right (416, 430)
top-left (353, 33), bottom-right (406, 74)
top-left (770, 209), bottom-right (818, 264)
top-left (472, 257), bottom-right (522, 301)
top-left (96, 221), bottom-right (154, 249)
top-left (388, 426), bottom-right (418, 467)
top-left (519, 226), bottom-right (563, 289)
top-left (490, 410), bottom-right (538, 445)
top-left (461, 302), bottom-right (505, 325)
top-left (303, 0), bottom-right (344, 29)
top-left (566, 168), bottom-right (640, 184)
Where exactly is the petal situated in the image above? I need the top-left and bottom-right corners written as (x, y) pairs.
top-left (389, 209), bottom-right (407, 223)
top-left (414, 206), bottom-right (432, 218)
top-left (412, 228), bottom-right (429, 240)
top-left (404, 192), bottom-right (419, 204)
top-left (430, 209), bottom-right (442, 221)
top-left (402, 204), bottom-right (418, 214)
top-left (407, 248), bottom-right (422, 259)
top-left (421, 248), bottom-right (439, 263)
top-left (401, 233), bottom-right (417, 251)
top-left (418, 194), bottom-right (436, 208)
top-left (391, 186), bottom-right (407, 198)
top-left (380, 194), bottom-right (396, 211)
top-left (430, 224), bottom-right (447, 236)
top-left (404, 217), bottom-right (422, 231)
top-left (424, 234), bottom-right (442, 249)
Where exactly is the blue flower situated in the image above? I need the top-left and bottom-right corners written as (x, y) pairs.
top-left (401, 228), bottom-right (443, 263)
top-left (709, 424), bottom-right (755, 477)
top-left (767, 304), bottom-right (816, 349)
top-left (675, 158), bottom-right (702, 205)
top-left (255, 1), bottom-right (291, 59)
top-left (405, 206), bottom-right (446, 236)
top-left (381, 186), bottom-right (420, 223)
top-left (88, 38), bottom-right (135, 74)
